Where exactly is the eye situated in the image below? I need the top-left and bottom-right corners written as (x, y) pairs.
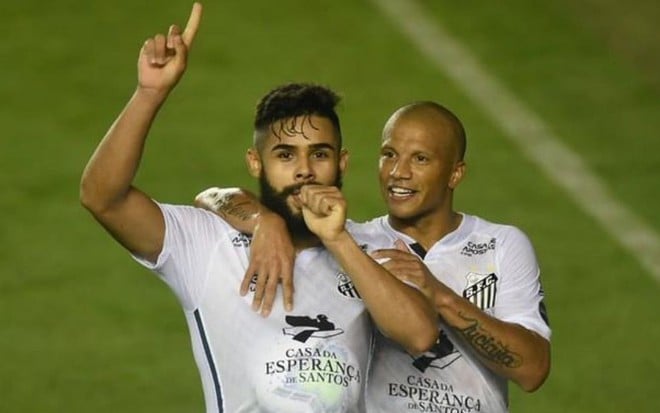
top-left (380, 149), bottom-right (395, 159)
top-left (415, 154), bottom-right (430, 163)
top-left (276, 151), bottom-right (293, 160)
top-left (312, 150), bottom-right (330, 159)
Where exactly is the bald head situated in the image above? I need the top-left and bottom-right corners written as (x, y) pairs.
top-left (383, 101), bottom-right (466, 161)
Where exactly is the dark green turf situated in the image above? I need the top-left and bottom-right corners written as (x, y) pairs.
top-left (2, 1), bottom-right (658, 411)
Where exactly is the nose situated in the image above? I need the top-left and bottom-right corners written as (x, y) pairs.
top-left (295, 157), bottom-right (315, 182)
top-left (389, 159), bottom-right (411, 179)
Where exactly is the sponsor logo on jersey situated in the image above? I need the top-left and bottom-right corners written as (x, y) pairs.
top-left (283, 314), bottom-right (344, 343)
top-left (231, 232), bottom-right (252, 248)
top-left (411, 330), bottom-right (461, 372)
top-left (336, 271), bottom-right (361, 299)
top-left (460, 237), bottom-right (496, 256)
top-left (463, 272), bottom-right (498, 310)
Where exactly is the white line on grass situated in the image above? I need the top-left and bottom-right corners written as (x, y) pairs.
top-left (370, 0), bottom-right (660, 283)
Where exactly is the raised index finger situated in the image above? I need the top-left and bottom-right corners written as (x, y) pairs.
top-left (182, 2), bottom-right (203, 46)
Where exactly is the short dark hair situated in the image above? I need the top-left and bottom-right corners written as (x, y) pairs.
top-left (253, 83), bottom-right (342, 150)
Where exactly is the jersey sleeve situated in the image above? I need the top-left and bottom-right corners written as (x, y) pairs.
top-left (494, 226), bottom-right (551, 340)
top-left (132, 203), bottom-right (233, 311)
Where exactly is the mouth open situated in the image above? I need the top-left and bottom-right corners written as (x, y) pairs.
top-left (388, 185), bottom-right (416, 199)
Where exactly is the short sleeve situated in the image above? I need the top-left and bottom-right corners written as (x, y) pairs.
top-left (132, 203), bottom-right (233, 310)
top-left (494, 226), bottom-right (551, 340)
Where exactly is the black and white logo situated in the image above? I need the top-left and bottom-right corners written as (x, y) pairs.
top-left (336, 272), bottom-right (361, 299)
top-left (463, 272), bottom-right (498, 310)
top-left (411, 330), bottom-right (461, 372)
top-left (246, 273), bottom-right (258, 292)
top-left (231, 232), bottom-right (252, 248)
top-left (283, 314), bottom-right (344, 343)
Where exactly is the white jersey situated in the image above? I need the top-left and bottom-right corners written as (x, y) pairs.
top-left (361, 214), bottom-right (551, 413)
top-left (133, 204), bottom-right (392, 413)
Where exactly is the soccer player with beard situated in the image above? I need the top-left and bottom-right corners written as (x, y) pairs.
top-left (79, 4), bottom-right (436, 412)
top-left (198, 102), bottom-right (551, 412)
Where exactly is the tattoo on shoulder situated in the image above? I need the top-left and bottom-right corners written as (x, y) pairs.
top-left (458, 312), bottom-right (522, 369)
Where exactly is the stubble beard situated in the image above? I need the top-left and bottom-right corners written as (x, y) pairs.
top-left (258, 174), bottom-right (342, 241)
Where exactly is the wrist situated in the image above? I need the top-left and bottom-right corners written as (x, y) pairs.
top-left (432, 283), bottom-right (458, 314)
top-left (320, 229), bottom-right (352, 249)
top-left (134, 86), bottom-right (171, 104)
top-left (257, 210), bottom-right (286, 229)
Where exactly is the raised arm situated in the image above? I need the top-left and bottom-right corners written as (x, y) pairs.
top-left (80, 3), bottom-right (203, 262)
top-left (299, 185), bottom-right (438, 354)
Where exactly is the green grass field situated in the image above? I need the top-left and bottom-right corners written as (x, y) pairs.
top-left (2, 1), bottom-right (659, 411)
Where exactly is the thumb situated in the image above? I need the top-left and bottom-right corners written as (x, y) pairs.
top-left (394, 239), bottom-right (410, 252)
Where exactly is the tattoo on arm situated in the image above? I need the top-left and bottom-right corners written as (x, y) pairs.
top-left (216, 194), bottom-right (260, 222)
top-left (457, 312), bottom-right (522, 368)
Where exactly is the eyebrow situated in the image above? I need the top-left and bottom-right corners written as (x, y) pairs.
top-left (270, 143), bottom-right (337, 152)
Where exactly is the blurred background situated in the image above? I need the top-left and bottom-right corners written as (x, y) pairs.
top-left (2, 0), bottom-right (659, 411)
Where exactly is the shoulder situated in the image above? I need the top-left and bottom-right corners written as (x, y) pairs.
top-left (346, 215), bottom-right (397, 248)
top-left (465, 214), bottom-right (538, 269)
top-left (467, 214), bottom-right (533, 245)
top-left (158, 203), bottom-right (235, 235)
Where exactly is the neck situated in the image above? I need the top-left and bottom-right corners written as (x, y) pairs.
top-left (389, 210), bottom-right (462, 251)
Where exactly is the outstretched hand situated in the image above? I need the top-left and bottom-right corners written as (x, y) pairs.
top-left (137, 3), bottom-right (203, 94)
top-left (240, 212), bottom-right (296, 317)
top-left (194, 186), bottom-right (296, 318)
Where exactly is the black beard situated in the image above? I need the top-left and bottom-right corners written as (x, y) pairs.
top-left (258, 174), bottom-right (343, 240)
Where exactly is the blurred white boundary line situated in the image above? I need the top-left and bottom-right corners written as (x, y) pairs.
top-left (371, 0), bottom-right (660, 283)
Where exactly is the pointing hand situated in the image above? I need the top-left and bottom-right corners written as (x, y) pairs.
top-left (137, 3), bottom-right (203, 94)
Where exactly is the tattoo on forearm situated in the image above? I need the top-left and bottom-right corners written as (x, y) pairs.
top-left (457, 312), bottom-right (522, 368)
top-left (217, 196), bottom-right (259, 222)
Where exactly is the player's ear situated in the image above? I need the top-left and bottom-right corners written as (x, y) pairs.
top-left (448, 160), bottom-right (465, 189)
top-left (246, 148), bottom-right (262, 178)
top-left (338, 148), bottom-right (349, 176)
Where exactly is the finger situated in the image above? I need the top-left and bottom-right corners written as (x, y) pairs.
top-left (371, 248), bottom-right (417, 261)
top-left (251, 271), bottom-right (269, 311)
top-left (260, 271), bottom-right (280, 317)
top-left (171, 30), bottom-right (187, 62)
top-left (380, 255), bottom-right (420, 273)
top-left (281, 262), bottom-right (294, 312)
top-left (380, 265), bottom-right (411, 283)
top-left (182, 2), bottom-right (203, 47)
top-left (152, 34), bottom-right (167, 65)
top-left (302, 190), bottom-right (343, 215)
top-left (380, 259), bottom-right (412, 274)
top-left (312, 194), bottom-right (339, 215)
top-left (142, 38), bottom-right (155, 62)
top-left (394, 239), bottom-right (410, 252)
top-left (240, 264), bottom-right (257, 296)
top-left (302, 185), bottom-right (341, 200)
top-left (167, 24), bottom-right (181, 49)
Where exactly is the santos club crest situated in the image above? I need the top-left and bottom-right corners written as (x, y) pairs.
top-left (336, 271), bottom-right (361, 299)
top-left (462, 272), bottom-right (498, 310)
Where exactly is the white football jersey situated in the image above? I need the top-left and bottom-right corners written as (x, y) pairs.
top-left (133, 204), bottom-right (393, 413)
top-left (360, 214), bottom-right (551, 413)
